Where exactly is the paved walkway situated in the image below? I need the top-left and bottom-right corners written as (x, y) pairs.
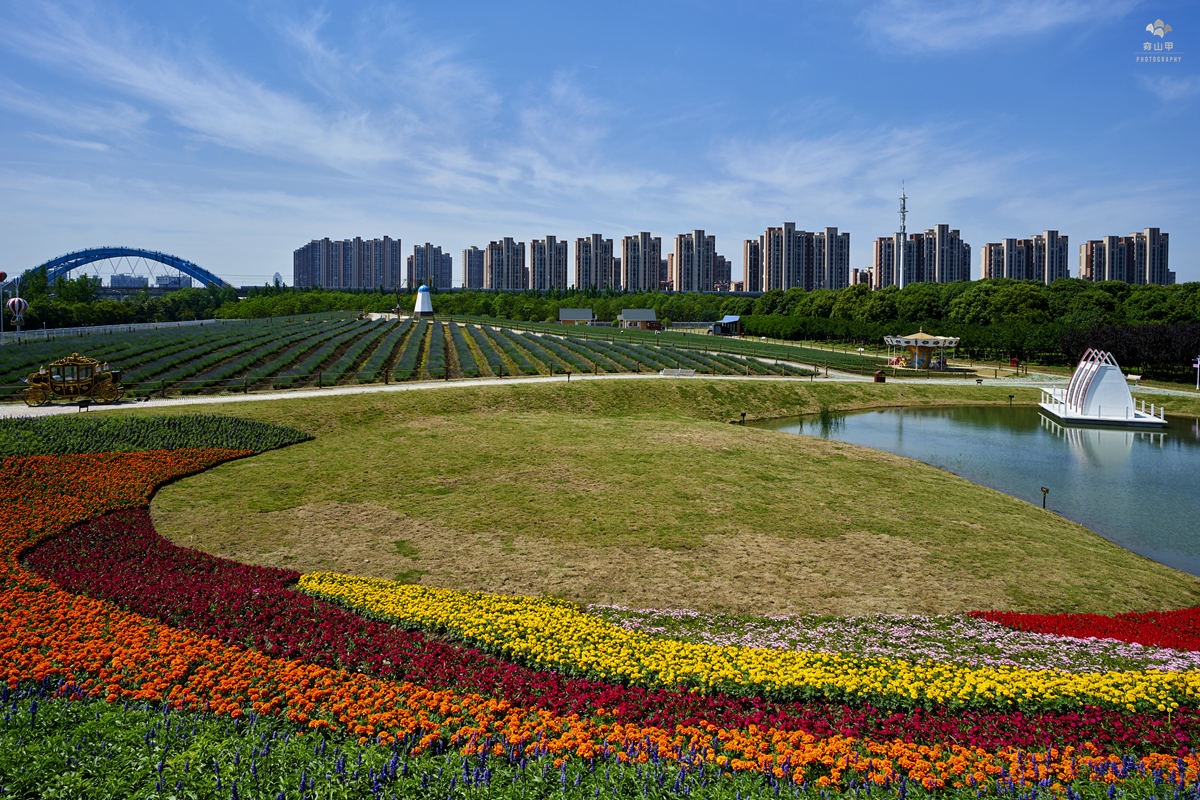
top-left (5, 365), bottom-right (1190, 421)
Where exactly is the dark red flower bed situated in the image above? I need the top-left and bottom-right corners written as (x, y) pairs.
top-left (972, 608), bottom-right (1200, 652)
top-left (26, 507), bottom-right (1200, 755)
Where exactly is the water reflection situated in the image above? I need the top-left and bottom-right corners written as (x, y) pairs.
top-left (755, 407), bottom-right (1200, 577)
top-left (1041, 416), bottom-right (1138, 468)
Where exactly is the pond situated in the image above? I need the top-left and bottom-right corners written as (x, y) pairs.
top-left (755, 406), bottom-right (1200, 577)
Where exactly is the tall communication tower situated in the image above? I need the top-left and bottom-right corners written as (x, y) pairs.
top-left (898, 183), bottom-right (908, 235)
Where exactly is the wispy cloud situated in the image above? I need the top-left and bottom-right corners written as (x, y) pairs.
top-left (29, 133), bottom-right (111, 151)
top-left (3, 3), bottom-right (400, 170)
top-left (0, 77), bottom-right (149, 139)
top-left (859, 0), bottom-right (1140, 53)
top-left (1139, 74), bottom-right (1200, 102)
top-left (710, 125), bottom-right (1029, 224)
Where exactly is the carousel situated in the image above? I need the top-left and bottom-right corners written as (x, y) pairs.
top-left (882, 329), bottom-right (960, 371)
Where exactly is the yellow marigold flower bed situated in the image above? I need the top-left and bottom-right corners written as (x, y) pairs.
top-left (297, 573), bottom-right (1200, 713)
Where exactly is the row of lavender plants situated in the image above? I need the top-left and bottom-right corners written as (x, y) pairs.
top-left (320, 319), bottom-right (397, 383)
top-left (391, 320), bottom-right (428, 380)
top-left (447, 322), bottom-right (479, 377)
top-left (465, 324), bottom-right (506, 375)
top-left (425, 322), bottom-right (447, 378)
top-left (356, 319), bottom-right (413, 383)
top-left (185, 324), bottom-right (324, 394)
top-left (270, 321), bottom-right (374, 390)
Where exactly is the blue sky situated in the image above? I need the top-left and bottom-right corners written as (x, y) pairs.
top-left (1, 0), bottom-right (1196, 287)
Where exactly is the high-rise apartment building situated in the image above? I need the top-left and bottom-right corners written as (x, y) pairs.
top-left (621, 232), bottom-right (662, 292)
top-left (743, 239), bottom-right (761, 293)
top-left (408, 243), bottom-right (452, 289)
top-left (462, 246), bottom-right (484, 289)
top-left (529, 236), bottom-right (569, 291)
top-left (672, 230), bottom-right (717, 293)
top-left (874, 225), bottom-right (970, 288)
top-left (713, 254), bottom-right (733, 290)
top-left (575, 234), bottom-right (616, 290)
top-left (749, 224), bottom-right (850, 292)
top-left (293, 236), bottom-right (401, 290)
top-left (978, 231), bottom-right (1067, 283)
top-left (873, 235), bottom-right (900, 288)
top-left (1078, 229), bottom-right (1172, 285)
top-left (484, 238), bottom-right (527, 291)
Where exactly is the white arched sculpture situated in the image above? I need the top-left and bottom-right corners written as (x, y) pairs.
top-left (1040, 348), bottom-right (1165, 427)
top-left (413, 285), bottom-right (435, 318)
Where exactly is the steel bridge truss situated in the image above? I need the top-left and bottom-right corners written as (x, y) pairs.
top-left (34, 247), bottom-right (230, 289)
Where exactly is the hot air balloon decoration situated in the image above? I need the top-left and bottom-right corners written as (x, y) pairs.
top-left (6, 297), bottom-right (28, 327)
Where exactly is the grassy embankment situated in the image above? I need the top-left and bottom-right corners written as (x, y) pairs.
top-left (107, 379), bottom-right (1200, 618)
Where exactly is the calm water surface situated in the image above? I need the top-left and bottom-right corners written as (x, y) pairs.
top-left (756, 406), bottom-right (1200, 576)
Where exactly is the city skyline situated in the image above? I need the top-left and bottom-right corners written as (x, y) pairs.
top-left (1, 1), bottom-right (1196, 286)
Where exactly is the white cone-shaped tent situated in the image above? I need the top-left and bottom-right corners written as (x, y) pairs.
top-left (413, 285), bottom-right (434, 318)
top-left (1040, 348), bottom-right (1165, 427)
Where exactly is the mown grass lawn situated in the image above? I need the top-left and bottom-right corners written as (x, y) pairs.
top-left (121, 378), bottom-right (1200, 617)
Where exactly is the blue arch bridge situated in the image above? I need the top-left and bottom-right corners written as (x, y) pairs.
top-left (32, 247), bottom-right (231, 289)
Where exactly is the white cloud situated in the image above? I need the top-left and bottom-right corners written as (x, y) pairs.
top-left (709, 125), bottom-right (1028, 224)
top-left (3, 4), bottom-right (401, 170)
top-left (0, 77), bottom-right (149, 139)
top-left (29, 133), bottom-right (111, 151)
top-left (859, 0), bottom-right (1141, 53)
top-left (1139, 74), bottom-right (1200, 102)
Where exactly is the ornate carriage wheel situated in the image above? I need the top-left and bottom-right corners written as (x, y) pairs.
top-left (94, 382), bottom-right (120, 403)
top-left (23, 387), bottom-right (48, 407)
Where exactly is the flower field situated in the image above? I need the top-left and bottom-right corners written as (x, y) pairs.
top-left (5, 416), bottom-right (1200, 797)
top-left (0, 314), bottom-right (806, 400)
top-left (296, 575), bottom-right (1199, 714)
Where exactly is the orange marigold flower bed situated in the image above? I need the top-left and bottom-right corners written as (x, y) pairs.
top-left (4, 448), bottom-right (1200, 793)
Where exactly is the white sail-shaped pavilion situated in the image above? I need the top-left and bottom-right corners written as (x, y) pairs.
top-left (1040, 348), bottom-right (1165, 427)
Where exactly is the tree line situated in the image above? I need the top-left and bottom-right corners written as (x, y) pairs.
top-left (5, 269), bottom-right (1198, 379)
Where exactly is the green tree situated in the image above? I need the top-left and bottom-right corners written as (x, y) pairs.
top-left (896, 283), bottom-right (944, 321)
top-left (831, 283), bottom-right (871, 319)
top-left (806, 289), bottom-right (837, 318)
top-left (854, 285), bottom-right (899, 323)
top-left (1123, 284), bottom-right (1171, 323)
top-left (991, 281), bottom-right (1051, 323)
top-left (53, 273), bottom-right (101, 304)
top-left (947, 282), bottom-right (1001, 325)
top-left (752, 289), bottom-right (785, 316)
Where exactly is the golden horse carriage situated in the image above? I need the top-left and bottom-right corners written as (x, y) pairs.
top-left (23, 353), bottom-right (125, 407)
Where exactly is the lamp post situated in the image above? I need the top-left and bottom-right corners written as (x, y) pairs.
top-left (1194, 356), bottom-right (1200, 391)
top-left (1040, 486), bottom-right (1049, 509)
top-left (0, 272), bottom-right (10, 343)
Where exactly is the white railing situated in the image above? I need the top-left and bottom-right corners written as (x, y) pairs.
top-left (0, 317), bottom-right (251, 346)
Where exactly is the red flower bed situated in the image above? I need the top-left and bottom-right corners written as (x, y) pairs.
top-left (24, 507), bottom-right (1200, 756)
top-left (972, 609), bottom-right (1200, 652)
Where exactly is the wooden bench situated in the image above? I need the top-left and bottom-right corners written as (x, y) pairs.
top-left (975, 379), bottom-right (983, 385)
top-left (659, 368), bottom-right (696, 377)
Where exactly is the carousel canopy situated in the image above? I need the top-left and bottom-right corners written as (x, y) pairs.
top-left (883, 330), bottom-right (960, 348)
